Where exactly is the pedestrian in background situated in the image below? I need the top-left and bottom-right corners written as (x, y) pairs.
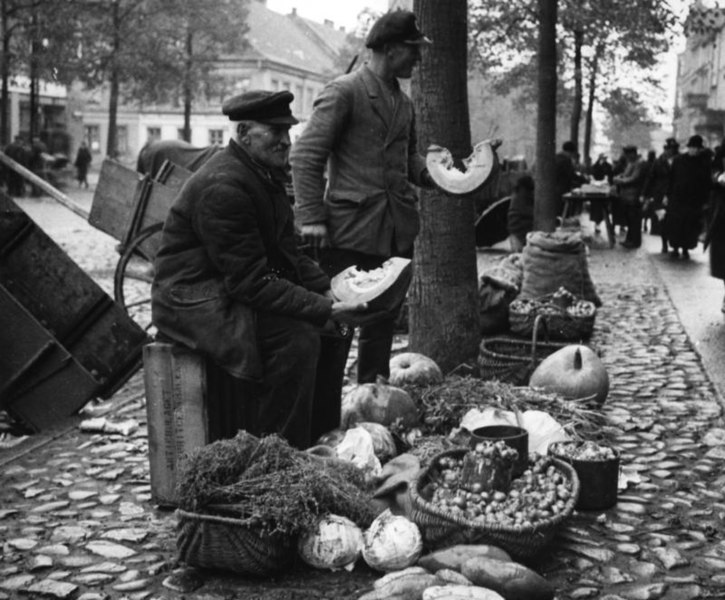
top-left (74, 140), bottom-right (92, 189)
top-left (613, 145), bottom-right (647, 249)
top-left (291, 9), bottom-right (435, 385)
top-left (3, 135), bottom-right (29, 197)
top-left (29, 136), bottom-right (48, 197)
top-left (590, 153), bottom-right (613, 235)
top-left (665, 135), bottom-right (711, 260)
top-left (554, 141), bottom-right (579, 216)
top-left (642, 138), bottom-right (679, 254)
top-left (507, 174), bottom-right (535, 252)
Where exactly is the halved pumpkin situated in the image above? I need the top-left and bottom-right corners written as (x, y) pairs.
top-left (426, 140), bottom-right (495, 195)
top-left (331, 257), bottom-right (412, 316)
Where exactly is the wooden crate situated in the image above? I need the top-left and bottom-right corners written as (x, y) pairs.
top-left (89, 159), bottom-right (142, 241)
top-left (0, 192), bottom-right (148, 430)
top-left (143, 342), bottom-right (208, 507)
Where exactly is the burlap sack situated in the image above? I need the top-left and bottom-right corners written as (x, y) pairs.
top-left (520, 231), bottom-right (601, 306)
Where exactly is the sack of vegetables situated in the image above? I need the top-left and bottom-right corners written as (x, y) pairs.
top-left (409, 448), bottom-right (579, 559)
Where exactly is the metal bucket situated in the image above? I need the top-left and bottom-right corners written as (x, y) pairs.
top-left (470, 425), bottom-right (529, 477)
top-left (549, 443), bottom-right (619, 510)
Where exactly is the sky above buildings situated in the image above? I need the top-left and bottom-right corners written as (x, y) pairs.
top-left (266, 0), bottom-right (389, 32)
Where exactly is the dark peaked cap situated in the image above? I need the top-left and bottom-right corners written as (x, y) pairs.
top-left (222, 90), bottom-right (299, 125)
top-left (365, 10), bottom-right (432, 49)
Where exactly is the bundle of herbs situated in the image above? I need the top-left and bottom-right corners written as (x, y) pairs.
top-left (176, 432), bottom-right (378, 536)
top-left (403, 376), bottom-right (607, 442)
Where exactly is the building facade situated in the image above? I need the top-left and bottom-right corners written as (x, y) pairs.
top-left (674, 2), bottom-right (725, 147)
top-left (78, 0), bottom-right (349, 163)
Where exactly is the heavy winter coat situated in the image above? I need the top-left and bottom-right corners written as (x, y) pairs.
top-left (151, 141), bottom-right (332, 380)
top-left (291, 65), bottom-right (427, 258)
top-left (666, 152), bottom-right (711, 250)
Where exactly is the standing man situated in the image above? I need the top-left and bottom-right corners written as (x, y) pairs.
top-left (3, 135), bottom-right (29, 197)
top-left (641, 138), bottom-right (679, 253)
top-left (151, 90), bottom-right (365, 449)
top-left (74, 140), bottom-right (92, 189)
top-left (613, 145), bottom-right (647, 249)
top-left (554, 141), bottom-right (581, 216)
top-left (291, 9), bottom-right (435, 384)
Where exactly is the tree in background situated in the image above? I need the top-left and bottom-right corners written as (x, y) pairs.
top-left (469, 0), bottom-right (677, 164)
top-left (409, 0), bottom-right (480, 371)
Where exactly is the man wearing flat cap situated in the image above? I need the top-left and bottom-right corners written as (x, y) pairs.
top-left (613, 145), bottom-right (647, 249)
top-left (291, 9), bottom-right (434, 386)
top-left (151, 90), bottom-right (365, 449)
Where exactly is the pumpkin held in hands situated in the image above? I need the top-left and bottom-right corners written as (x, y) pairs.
top-left (389, 352), bottom-right (443, 387)
top-left (529, 345), bottom-right (609, 406)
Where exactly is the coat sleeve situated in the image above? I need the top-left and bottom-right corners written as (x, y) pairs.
top-left (194, 181), bottom-right (332, 324)
top-left (291, 83), bottom-right (351, 225)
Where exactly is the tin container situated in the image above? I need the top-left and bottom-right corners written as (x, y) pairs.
top-left (470, 425), bottom-right (529, 477)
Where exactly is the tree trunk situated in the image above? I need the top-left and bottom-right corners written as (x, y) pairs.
top-left (569, 28), bottom-right (583, 148)
top-left (533, 0), bottom-right (558, 232)
top-left (409, 0), bottom-right (480, 372)
top-left (182, 28), bottom-right (192, 142)
top-left (106, 0), bottom-right (121, 157)
top-left (583, 47), bottom-right (600, 167)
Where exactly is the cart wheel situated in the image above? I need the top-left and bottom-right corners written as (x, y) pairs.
top-left (114, 223), bottom-right (163, 332)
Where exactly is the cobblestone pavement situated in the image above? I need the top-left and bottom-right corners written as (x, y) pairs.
top-left (2, 194), bottom-right (725, 599)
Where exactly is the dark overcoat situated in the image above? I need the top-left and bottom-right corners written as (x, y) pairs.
top-left (291, 65), bottom-right (427, 258)
top-left (666, 152), bottom-right (711, 250)
top-left (151, 141), bottom-right (332, 380)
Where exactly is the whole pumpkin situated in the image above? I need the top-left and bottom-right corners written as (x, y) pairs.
top-left (389, 352), bottom-right (444, 387)
top-left (341, 383), bottom-right (419, 429)
top-left (529, 345), bottom-right (609, 406)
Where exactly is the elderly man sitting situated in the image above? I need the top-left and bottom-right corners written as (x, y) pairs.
top-left (151, 90), bottom-right (365, 449)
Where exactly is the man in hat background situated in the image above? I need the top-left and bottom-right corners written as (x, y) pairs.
top-left (641, 137), bottom-right (680, 253)
top-left (613, 145), bottom-right (647, 249)
top-left (665, 134), bottom-right (711, 259)
top-left (151, 90), bottom-right (365, 449)
top-left (291, 9), bottom-right (435, 385)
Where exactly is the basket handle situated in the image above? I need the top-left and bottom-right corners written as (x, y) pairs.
top-left (530, 314), bottom-right (549, 366)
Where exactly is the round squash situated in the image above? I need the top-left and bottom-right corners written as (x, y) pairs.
top-left (529, 345), bottom-right (609, 406)
top-left (426, 141), bottom-right (495, 195)
top-left (341, 383), bottom-right (419, 429)
top-left (389, 352), bottom-right (443, 387)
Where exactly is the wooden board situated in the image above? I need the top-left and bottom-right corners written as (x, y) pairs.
top-left (0, 192), bottom-right (148, 430)
top-left (89, 158), bottom-right (142, 241)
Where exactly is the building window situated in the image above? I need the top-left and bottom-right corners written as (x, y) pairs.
top-left (177, 128), bottom-right (186, 140)
top-left (117, 125), bottom-right (128, 155)
top-left (306, 87), bottom-right (316, 112)
top-left (84, 125), bottom-right (100, 152)
top-left (146, 127), bottom-right (161, 143)
top-left (271, 79), bottom-right (279, 91)
top-left (295, 84), bottom-right (304, 113)
top-left (209, 129), bottom-right (224, 146)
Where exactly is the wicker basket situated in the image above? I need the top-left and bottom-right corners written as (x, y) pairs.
top-left (478, 316), bottom-right (568, 385)
top-left (409, 448), bottom-right (580, 559)
top-left (509, 296), bottom-right (596, 341)
top-left (176, 510), bottom-right (294, 576)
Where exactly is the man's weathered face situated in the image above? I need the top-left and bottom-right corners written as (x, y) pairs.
top-left (386, 43), bottom-right (422, 79)
top-left (242, 122), bottom-right (291, 169)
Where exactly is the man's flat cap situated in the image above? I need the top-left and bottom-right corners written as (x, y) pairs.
top-left (222, 90), bottom-right (299, 125)
top-left (365, 10), bottom-right (432, 49)
top-left (664, 137), bottom-right (679, 149)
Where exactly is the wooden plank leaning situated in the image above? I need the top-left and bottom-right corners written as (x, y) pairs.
top-left (0, 150), bottom-right (90, 221)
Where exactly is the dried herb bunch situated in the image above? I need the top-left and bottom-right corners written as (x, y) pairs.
top-left (176, 432), bottom-right (377, 536)
top-left (404, 376), bottom-right (607, 441)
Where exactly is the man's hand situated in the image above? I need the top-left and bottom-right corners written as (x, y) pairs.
top-left (300, 223), bottom-right (329, 249)
top-left (331, 300), bottom-right (368, 322)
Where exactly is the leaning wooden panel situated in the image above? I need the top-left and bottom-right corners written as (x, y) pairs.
top-left (89, 158), bottom-right (143, 241)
